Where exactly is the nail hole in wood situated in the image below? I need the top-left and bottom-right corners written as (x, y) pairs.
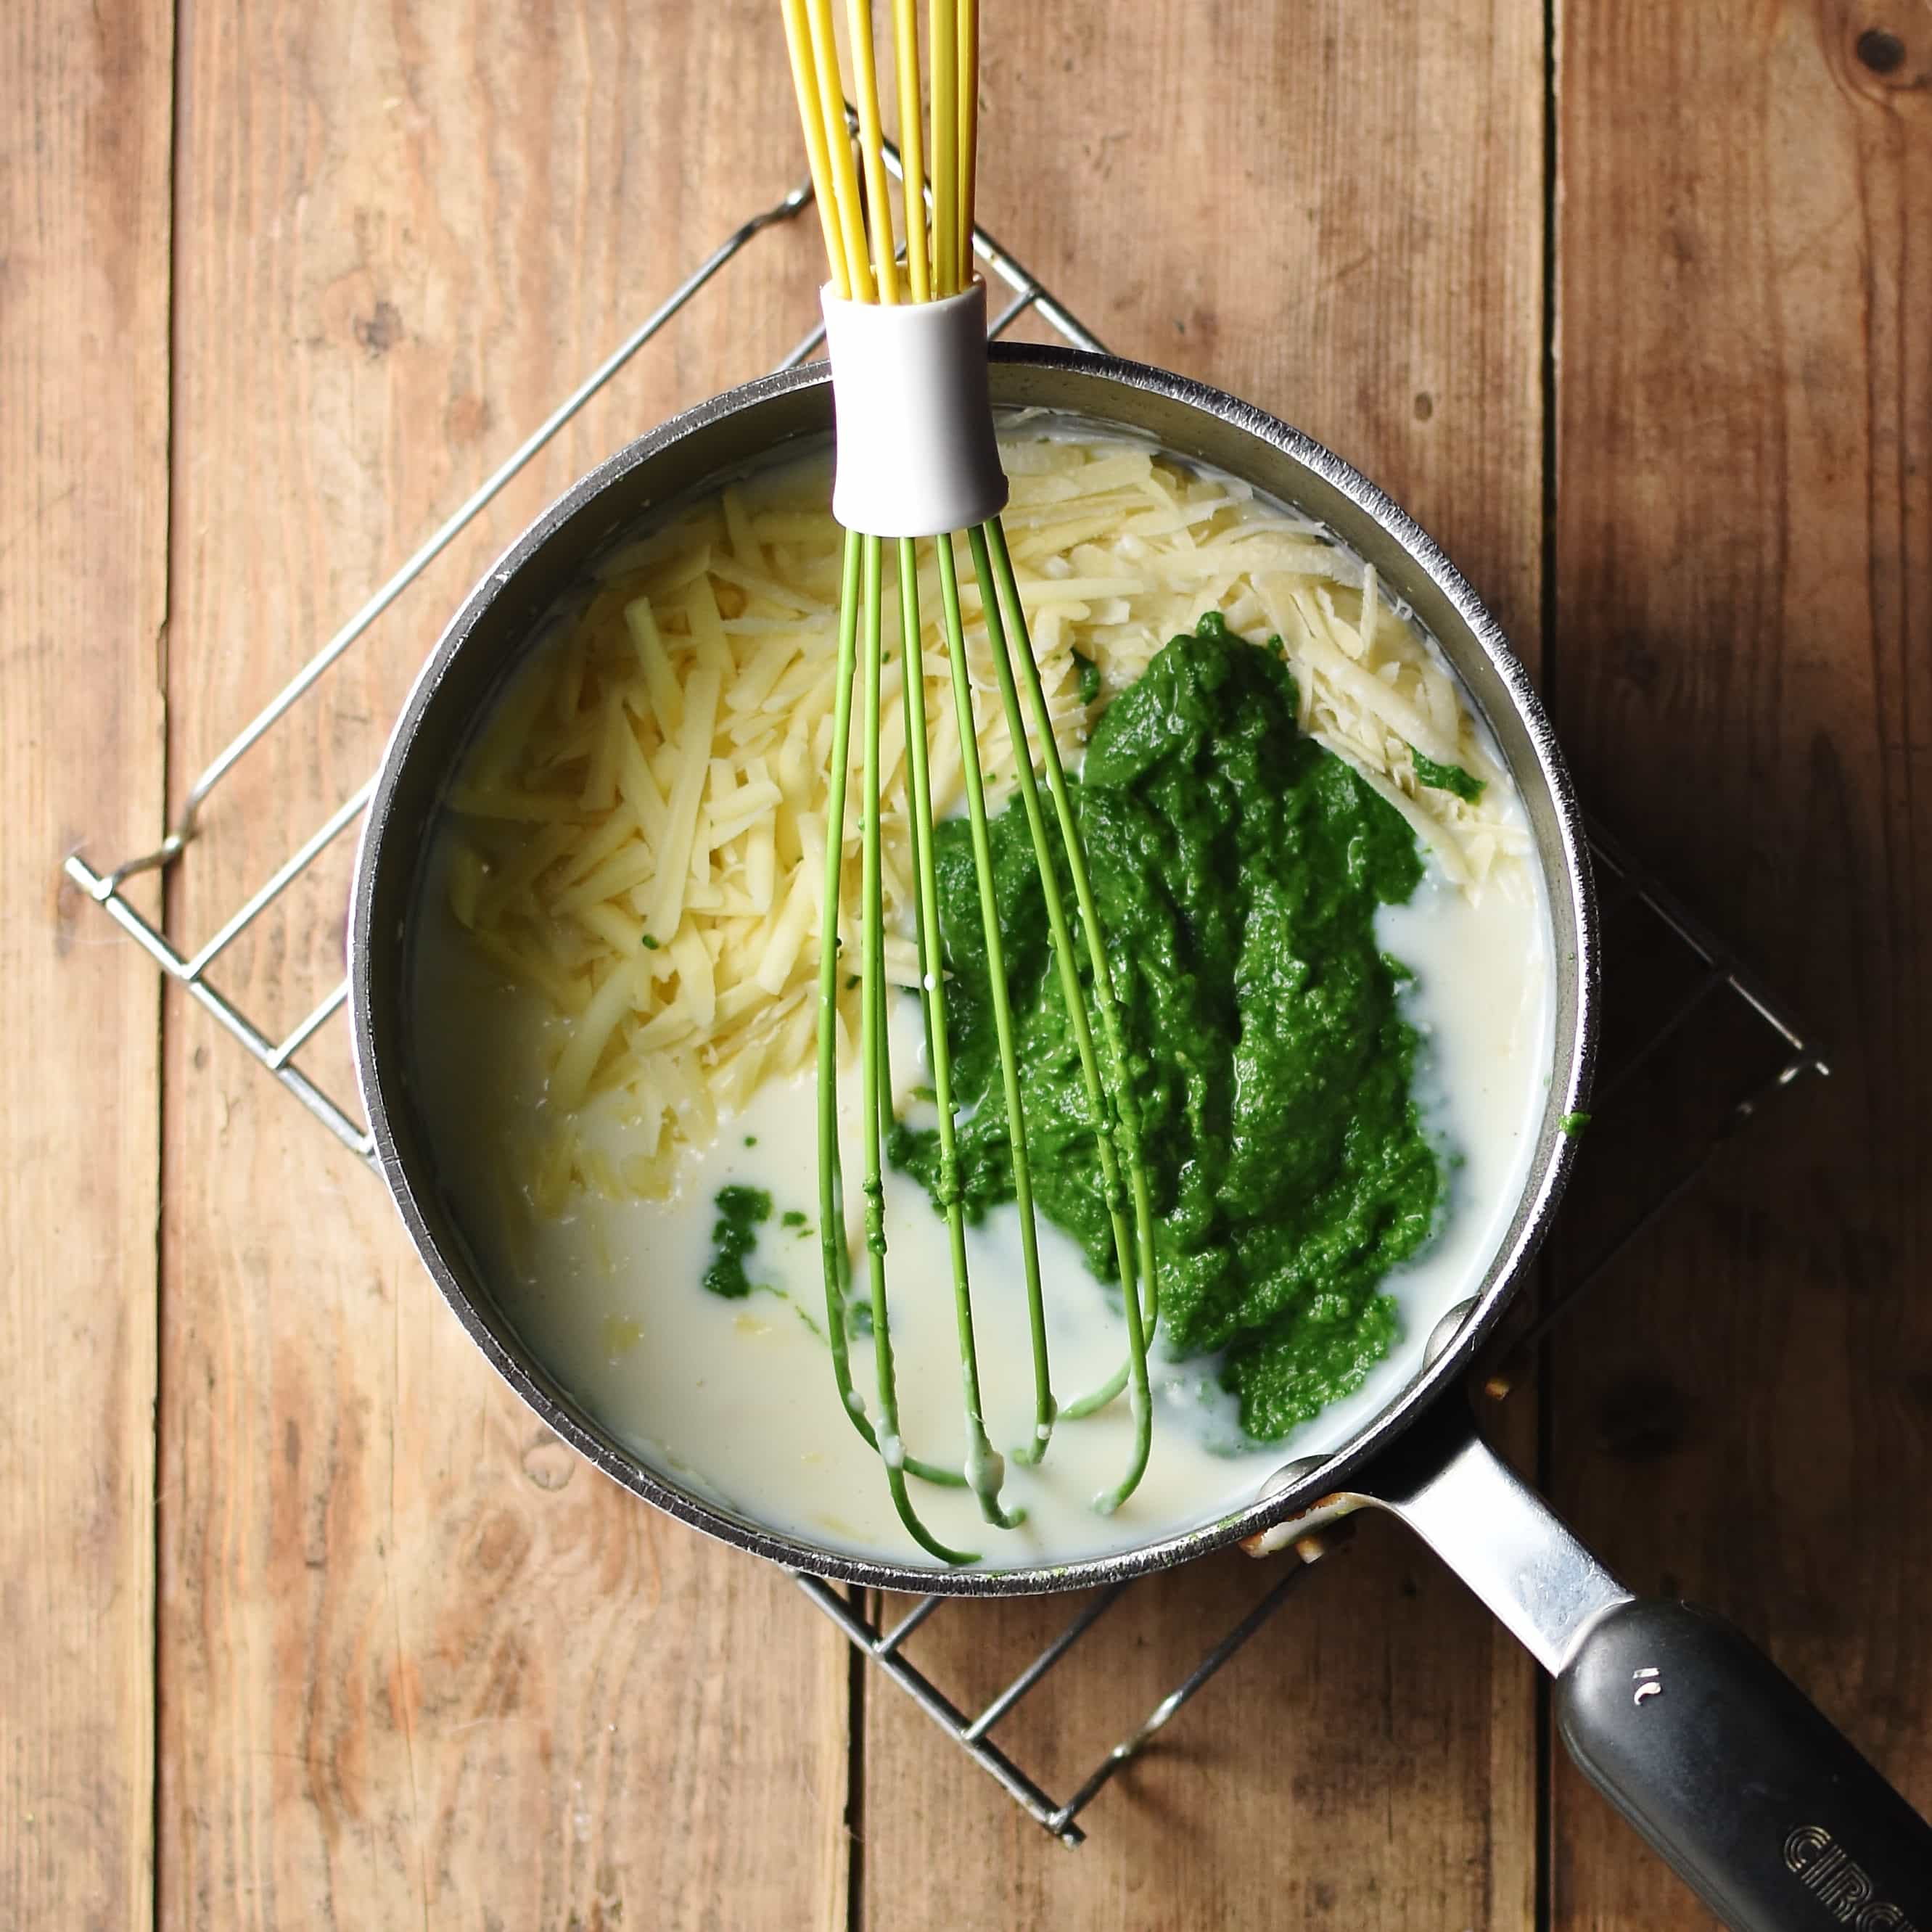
top-left (1855, 28), bottom-right (1906, 75)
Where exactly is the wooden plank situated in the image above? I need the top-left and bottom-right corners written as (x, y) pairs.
top-left (0, 0), bottom-right (173, 1924)
top-left (1551, 1), bottom-right (1932, 1923)
top-left (863, 3), bottom-right (1548, 1924)
top-left (158, 3), bottom-right (846, 1926)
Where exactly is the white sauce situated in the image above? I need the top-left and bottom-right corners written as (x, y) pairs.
top-left (411, 838), bottom-right (1552, 1571)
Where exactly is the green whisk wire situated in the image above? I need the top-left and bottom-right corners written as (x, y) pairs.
top-left (855, 533), bottom-right (980, 1565)
top-left (901, 541), bottom-right (1055, 1470)
top-left (967, 519), bottom-right (1157, 1509)
top-left (815, 531), bottom-right (865, 1418)
top-left (902, 535), bottom-right (1054, 1483)
top-left (816, 532), bottom-right (971, 1544)
top-left (925, 532), bottom-right (1027, 1529)
top-left (985, 517), bottom-right (1161, 1426)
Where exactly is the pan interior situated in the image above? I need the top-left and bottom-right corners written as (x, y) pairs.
top-left (354, 353), bottom-right (1593, 1595)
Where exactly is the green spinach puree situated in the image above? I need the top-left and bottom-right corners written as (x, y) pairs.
top-left (891, 613), bottom-right (1440, 1440)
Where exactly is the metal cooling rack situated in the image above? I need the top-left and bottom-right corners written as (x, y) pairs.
top-left (63, 166), bottom-right (1829, 1849)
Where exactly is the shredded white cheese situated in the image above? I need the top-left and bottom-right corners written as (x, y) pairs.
top-left (444, 432), bottom-right (1526, 1197)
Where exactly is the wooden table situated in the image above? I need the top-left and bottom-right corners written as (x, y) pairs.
top-left (8, 1), bottom-right (1928, 1924)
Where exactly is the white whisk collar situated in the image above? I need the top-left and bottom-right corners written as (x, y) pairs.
top-left (821, 279), bottom-right (1009, 540)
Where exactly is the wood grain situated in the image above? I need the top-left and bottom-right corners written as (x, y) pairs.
top-left (860, 3), bottom-right (1548, 1924)
top-left (0, 0), bottom-right (171, 1925)
top-left (1550, 1), bottom-right (1932, 1924)
top-left (17, 0), bottom-right (1929, 1922)
top-left (158, 3), bottom-right (844, 1925)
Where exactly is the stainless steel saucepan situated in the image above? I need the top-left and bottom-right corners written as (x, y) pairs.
top-left (349, 348), bottom-right (1932, 1928)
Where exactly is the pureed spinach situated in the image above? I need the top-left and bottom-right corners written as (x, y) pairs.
top-left (891, 613), bottom-right (1439, 1440)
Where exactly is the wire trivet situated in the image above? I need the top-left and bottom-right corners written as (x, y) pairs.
top-left (62, 162), bottom-right (1826, 1849)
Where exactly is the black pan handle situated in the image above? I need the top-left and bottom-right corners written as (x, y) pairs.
top-left (1556, 1597), bottom-right (1932, 1928)
top-left (1332, 1400), bottom-right (1932, 1930)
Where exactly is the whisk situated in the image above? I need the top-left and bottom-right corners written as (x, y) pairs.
top-left (780, 0), bottom-right (1159, 1561)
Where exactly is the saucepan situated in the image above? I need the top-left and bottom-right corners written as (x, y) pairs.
top-left (349, 348), bottom-right (1932, 1928)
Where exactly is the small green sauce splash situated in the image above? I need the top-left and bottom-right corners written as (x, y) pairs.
top-left (1072, 647), bottom-right (1102, 707)
top-left (702, 1184), bottom-right (773, 1300)
top-left (702, 1191), bottom-right (823, 1336)
top-left (1410, 745), bottom-right (1486, 802)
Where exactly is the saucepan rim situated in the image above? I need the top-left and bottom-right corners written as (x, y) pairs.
top-left (348, 345), bottom-right (1598, 1597)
